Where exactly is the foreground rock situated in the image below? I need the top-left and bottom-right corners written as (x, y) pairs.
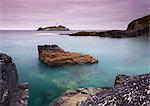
top-left (70, 15), bottom-right (150, 38)
top-left (51, 74), bottom-right (150, 106)
top-left (81, 74), bottom-right (150, 106)
top-left (37, 25), bottom-right (69, 31)
top-left (51, 87), bottom-right (111, 106)
top-left (38, 45), bottom-right (98, 66)
top-left (0, 53), bottom-right (29, 106)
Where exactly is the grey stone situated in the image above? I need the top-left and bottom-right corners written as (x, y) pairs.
top-left (0, 53), bottom-right (29, 106)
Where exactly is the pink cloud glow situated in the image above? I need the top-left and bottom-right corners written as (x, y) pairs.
top-left (0, 0), bottom-right (149, 30)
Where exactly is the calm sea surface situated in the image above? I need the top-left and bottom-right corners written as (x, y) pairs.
top-left (0, 30), bottom-right (150, 106)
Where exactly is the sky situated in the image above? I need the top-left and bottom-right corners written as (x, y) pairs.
top-left (0, 0), bottom-right (149, 30)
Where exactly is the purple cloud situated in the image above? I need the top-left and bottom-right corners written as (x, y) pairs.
top-left (0, 0), bottom-right (149, 30)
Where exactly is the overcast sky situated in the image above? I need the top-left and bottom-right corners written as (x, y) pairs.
top-left (0, 0), bottom-right (149, 30)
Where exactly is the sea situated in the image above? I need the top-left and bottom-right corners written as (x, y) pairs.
top-left (0, 30), bottom-right (149, 106)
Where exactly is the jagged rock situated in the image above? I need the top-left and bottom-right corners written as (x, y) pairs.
top-left (70, 15), bottom-right (150, 38)
top-left (80, 74), bottom-right (150, 106)
top-left (0, 53), bottom-right (29, 106)
top-left (38, 45), bottom-right (98, 66)
top-left (37, 25), bottom-right (69, 31)
top-left (51, 88), bottom-right (111, 106)
top-left (51, 74), bottom-right (150, 106)
top-left (114, 74), bottom-right (129, 86)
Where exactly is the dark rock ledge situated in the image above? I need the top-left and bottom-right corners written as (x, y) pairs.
top-left (0, 53), bottom-right (29, 106)
top-left (51, 74), bottom-right (150, 106)
top-left (70, 15), bottom-right (150, 38)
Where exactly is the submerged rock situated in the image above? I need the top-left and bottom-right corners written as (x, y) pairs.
top-left (70, 15), bottom-right (150, 38)
top-left (38, 45), bottom-right (98, 66)
top-left (51, 74), bottom-right (150, 106)
top-left (37, 25), bottom-right (69, 31)
top-left (0, 53), bottom-right (29, 106)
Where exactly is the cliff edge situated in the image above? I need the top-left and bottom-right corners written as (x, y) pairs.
top-left (0, 53), bottom-right (29, 106)
top-left (70, 15), bottom-right (150, 38)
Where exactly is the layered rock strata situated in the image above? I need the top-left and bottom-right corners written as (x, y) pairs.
top-left (38, 45), bottom-right (98, 66)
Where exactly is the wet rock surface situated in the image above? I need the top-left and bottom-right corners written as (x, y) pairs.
top-left (51, 74), bottom-right (150, 106)
top-left (70, 15), bottom-right (150, 38)
top-left (51, 87), bottom-right (112, 106)
top-left (0, 53), bottom-right (29, 106)
top-left (80, 74), bottom-right (150, 106)
top-left (38, 45), bottom-right (98, 66)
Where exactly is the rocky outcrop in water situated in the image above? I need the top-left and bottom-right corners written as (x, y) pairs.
top-left (51, 74), bottom-right (150, 106)
top-left (37, 25), bottom-right (69, 31)
top-left (0, 53), bottom-right (29, 106)
top-left (127, 15), bottom-right (150, 37)
top-left (38, 45), bottom-right (98, 66)
top-left (70, 15), bottom-right (150, 38)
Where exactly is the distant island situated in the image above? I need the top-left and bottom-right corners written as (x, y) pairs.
top-left (37, 25), bottom-right (69, 31)
top-left (70, 15), bottom-right (150, 38)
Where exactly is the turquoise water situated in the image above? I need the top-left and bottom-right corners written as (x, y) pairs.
top-left (0, 30), bottom-right (150, 106)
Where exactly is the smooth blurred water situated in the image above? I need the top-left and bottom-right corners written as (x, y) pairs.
top-left (0, 30), bottom-right (150, 106)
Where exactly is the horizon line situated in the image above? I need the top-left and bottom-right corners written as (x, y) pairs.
top-left (0, 27), bottom-right (125, 31)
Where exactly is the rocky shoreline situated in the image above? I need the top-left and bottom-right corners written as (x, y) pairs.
top-left (70, 15), bottom-right (150, 38)
top-left (37, 25), bottom-right (69, 31)
top-left (0, 53), bottom-right (29, 106)
top-left (38, 45), bottom-right (98, 66)
top-left (1, 15), bottom-right (149, 106)
top-left (51, 87), bottom-right (111, 106)
top-left (1, 53), bottom-right (149, 106)
top-left (51, 74), bottom-right (150, 106)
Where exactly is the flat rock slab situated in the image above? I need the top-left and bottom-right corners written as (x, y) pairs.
top-left (38, 45), bottom-right (98, 66)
